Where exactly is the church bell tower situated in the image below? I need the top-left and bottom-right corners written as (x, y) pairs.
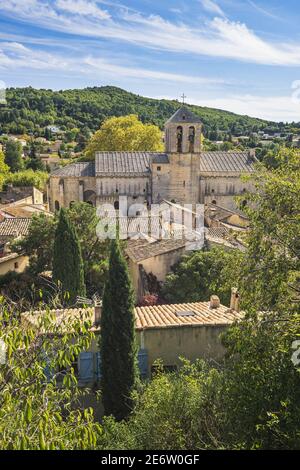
top-left (164, 106), bottom-right (202, 154)
top-left (155, 106), bottom-right (202, 206)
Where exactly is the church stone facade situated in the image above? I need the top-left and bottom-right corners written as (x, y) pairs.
top-left (48, 106), bottom-right (256, 213)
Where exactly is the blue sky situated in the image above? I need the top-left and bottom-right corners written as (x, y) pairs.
top-left (1, 0), bottom-right (300, 121)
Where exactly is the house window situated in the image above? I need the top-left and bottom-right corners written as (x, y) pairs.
top-left (157, 166), bottom-right (161, 171)
top-left (212, 200), bottom-right (217, 205)
top-left (114, 200), bottom-right (119, 210)
top-left (54, 200), bottom-right (60, 211)
top-left (14, 262), bottom-right (19, 269)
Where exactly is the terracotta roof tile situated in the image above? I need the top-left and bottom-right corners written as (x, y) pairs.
top-left (0, 218), bottom-right (31, 237)
top-left (126, 238), bottom-right (187, 262)
top-left (22, 302), bottom-right (242, 333)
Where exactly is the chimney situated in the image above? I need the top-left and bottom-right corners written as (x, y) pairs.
top-left (248, 149), bottom-right (256, 162)
top-left (230, 287), bottom-right (240, 312)
top-left (210, 295), bottom-right (220, 309)
top-left (94, 304), bottom-right (102, 326)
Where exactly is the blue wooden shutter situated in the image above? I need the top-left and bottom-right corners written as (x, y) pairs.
top-left (138, 349), bottom-right (148, 379)
top-left (79, 352), bottom-right (94, 382)
top-left (96, 352), bottom-right (101, 381)
top-left (42, 351), bottom-right (54, 382)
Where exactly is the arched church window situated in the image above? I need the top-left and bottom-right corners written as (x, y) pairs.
top-left (189, 126), bottom-right (195, 153)
top-left (177, 126), bottom-right (183, 152)
top-left (114, 200), bottom-right (119, 210)
top-left (211, 200), bottom-right (217, 205)
top-left (54, 200), bottom-right (60, 211)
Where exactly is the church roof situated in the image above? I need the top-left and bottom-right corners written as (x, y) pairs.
top-left (166, 106), bottom-right (202, 124)
top-left (95, 152), bottom-right (169, 176)
top-left (51, 162), bottom-right (95, 177)
top-left (200, 151), bottom-right (257, 173)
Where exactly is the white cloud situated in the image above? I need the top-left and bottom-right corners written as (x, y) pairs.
top-left (191, 94), bottom-right (300, 122)
top-left (247, 0), bottom-right (281, 21)
top-left (1, 1), bottom-right (300, 66)
top-left (84, 56), bottom-right (227, 84)
top-left (0, 41), bottom-right (227, 86)
top-left (200, 0), bottom-right (225, 17)
top-left (55, 0), bottom-right (110, 20)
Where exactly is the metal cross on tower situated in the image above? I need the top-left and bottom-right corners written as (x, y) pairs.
top-left (181, 93), bottom-right (187, 105)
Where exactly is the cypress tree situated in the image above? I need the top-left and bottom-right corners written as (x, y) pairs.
top-left (4, 139), bottom-right (24, 172)
top-left (52, 208), bottom-right (86, 305)
top-left (100, 238), bottom-right (138, 420)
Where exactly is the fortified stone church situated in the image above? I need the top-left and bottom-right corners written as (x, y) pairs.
top-left (49, 106), bottom-right (256, 213)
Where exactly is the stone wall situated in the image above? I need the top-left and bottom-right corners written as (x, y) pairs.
top-left (200, 175), bottom-right (254, 211)
top-left (138, 324), bottom-right (229, 375)
top-left (152, 153), bottom-right (200, 206)
top-left (49, 176), bottom-right (96, 210)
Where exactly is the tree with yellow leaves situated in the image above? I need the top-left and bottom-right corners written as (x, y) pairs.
top-left (85, 114), bottom-right (163, 159)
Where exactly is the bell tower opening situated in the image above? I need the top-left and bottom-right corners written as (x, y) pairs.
top-left (164, 106), bottom-right (202, 154)
top-left (189, 126), bottom-right (195, 153)
top-left (177, 126), bottom-right (183, 152)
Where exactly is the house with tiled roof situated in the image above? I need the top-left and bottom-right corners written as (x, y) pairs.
top-left (48, 106), bottom-right (257, 213)
top-left (22, 292), bottom-right (242, 382)
top-left (0, 217), bottom-right (31, 275)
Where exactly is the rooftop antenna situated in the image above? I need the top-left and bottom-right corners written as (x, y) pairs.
top-left (181, 93), bottom-right (187, 105)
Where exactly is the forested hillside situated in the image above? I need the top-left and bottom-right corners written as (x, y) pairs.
top-left (0, 86), bottom-right (289, 137)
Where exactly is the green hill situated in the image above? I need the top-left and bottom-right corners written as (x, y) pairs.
top-left (0, 85), bottom-right (289, 137)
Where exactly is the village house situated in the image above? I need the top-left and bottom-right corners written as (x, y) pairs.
top-left (21, 291), bottom-right (242, 383)
top-left (0, 185), bottom-right (44, 206)
top-left (0, 217), bottom-right (31, 275)
top-left (48, 106), bottom-right (257, 213)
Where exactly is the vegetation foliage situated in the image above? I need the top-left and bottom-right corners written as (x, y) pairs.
top-left (85, 114), bottom-right (163, 159)
top-left (100, 239), bottom-right (138, 421)
top-left (0, 86), bottom-right (283, 138)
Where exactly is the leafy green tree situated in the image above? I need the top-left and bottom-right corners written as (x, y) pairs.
top-left (0, 150), bottom-right (9, 189)
top-left (162, 246), bottom-right (243, 306)
top-left (25, 140), bottom-right (46, 171)
top-left (12, 213), bottom-right (56, 275)
top-left (13, 203), bottom-right (109, 296)
top-left (239, 148), bottom-right (300, 312)
top-left (100, 239), bottom-right (138, 420)
top-left (0, 298), bottom-right (100, 449)
top-left (4, 139), bottom-right (24, 172)
top-left (67, 202), bottom-right (109, 294)
top-left (0, 150), bottom-right (9, 174)
top-left (98, 360), bottom-right (225, 450)
top-left (3, 169), bottom-right (49, 191)
top-left (52, 208), bottom-right (86, 305)
top-left (85, 114), bottom-right (163, 159)
top-left (221, 313), bottom-right (300, 449)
